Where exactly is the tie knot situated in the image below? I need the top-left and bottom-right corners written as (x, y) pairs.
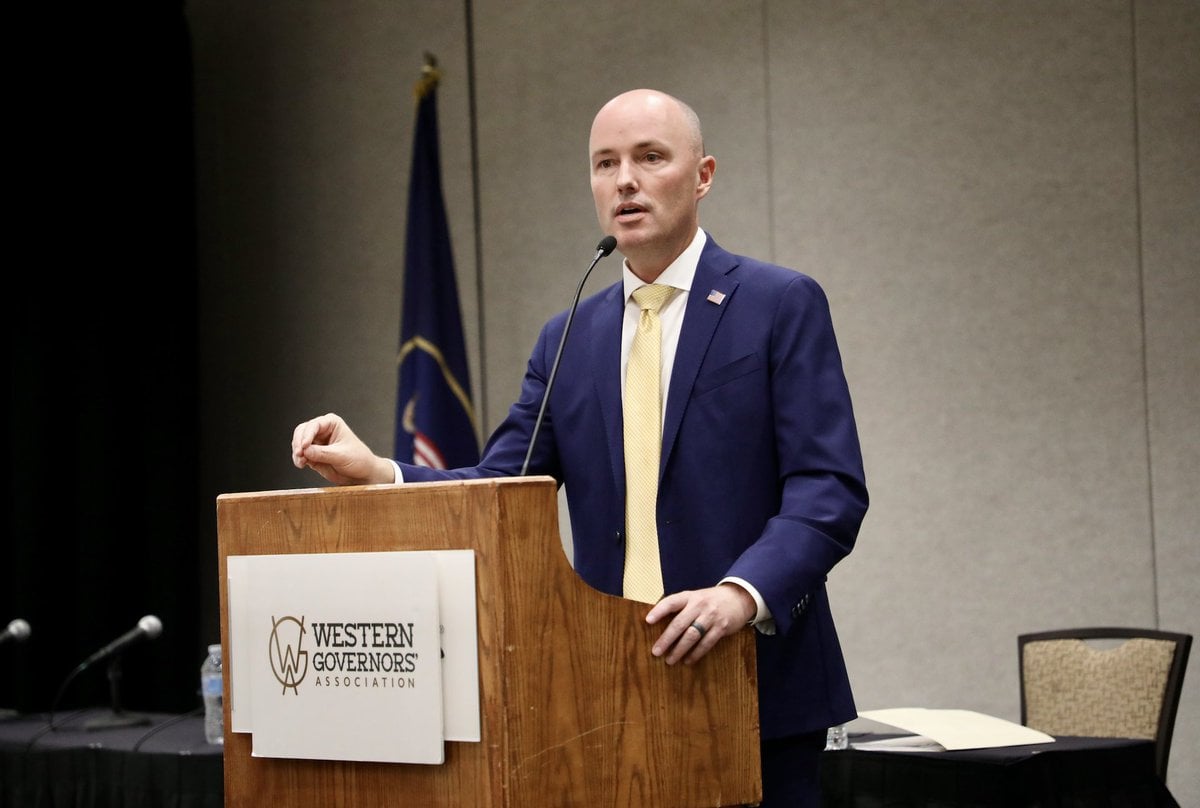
top-left (632, 284), bottom-right (675, 313)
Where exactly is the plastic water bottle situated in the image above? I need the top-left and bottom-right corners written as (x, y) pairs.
top-left (825, 723), bottom-right (848, 751)
top-left (201, 643), bottom-right (224, 745)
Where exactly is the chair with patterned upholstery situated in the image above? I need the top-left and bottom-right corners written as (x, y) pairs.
top-left (1018, 627), bottom-right (1191, 780)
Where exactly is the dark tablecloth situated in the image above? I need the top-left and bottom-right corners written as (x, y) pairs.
top-left (1, 718), bottom-right (1180, 808)
top-left (0, 709), bottom-right (223, 808)
top-left (820, 733), bottom-right (1179, 808)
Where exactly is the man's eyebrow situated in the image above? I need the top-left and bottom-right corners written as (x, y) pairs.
top-left (591, 140), bottom-right (668, 159)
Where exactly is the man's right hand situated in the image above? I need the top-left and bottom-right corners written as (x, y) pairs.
top-left (290, 413), bottom-right (396, 485)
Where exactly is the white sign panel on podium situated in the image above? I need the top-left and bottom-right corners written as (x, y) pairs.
top-left (225, 550), bottom-right (479, 764)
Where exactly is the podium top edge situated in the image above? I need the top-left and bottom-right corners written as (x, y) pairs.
top-left (215, 475), bottom-right (557, 502)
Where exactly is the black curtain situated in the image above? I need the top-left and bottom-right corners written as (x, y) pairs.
top-left (4, 3), bottom-right (203, 715)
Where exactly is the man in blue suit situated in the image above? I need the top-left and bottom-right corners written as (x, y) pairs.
top-left (292, 88), bottom-right (868, 806)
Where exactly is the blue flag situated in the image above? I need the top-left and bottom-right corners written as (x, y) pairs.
top-left (394, 66), bottom-right (480, 468)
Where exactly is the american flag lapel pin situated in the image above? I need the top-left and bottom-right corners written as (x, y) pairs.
top-left (706, 290), bottom-right (726, 305)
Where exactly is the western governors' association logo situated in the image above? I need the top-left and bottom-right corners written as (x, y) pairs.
top-left (269, 615), bottom-right (309, 694)
top-left (266, 615), bottom-right (424, 695)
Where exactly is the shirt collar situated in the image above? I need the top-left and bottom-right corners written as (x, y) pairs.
top-left (622, 228), bottom-right (707, 303)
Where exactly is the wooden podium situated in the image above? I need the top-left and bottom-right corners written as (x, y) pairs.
top-left (217, 476), bottom-right (761, 807)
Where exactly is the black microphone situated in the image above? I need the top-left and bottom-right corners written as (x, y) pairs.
top-left (81, 615), bottom-right (163, 669)
top-left (0, 618), bottom-right (31, 645)
top-left (521, 235), bottom-right (618, 475)
top-left (46, 615), bottom-right (164, 732)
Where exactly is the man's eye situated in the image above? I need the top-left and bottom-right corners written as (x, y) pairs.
top-left (597, 159), bottom-right (615, 170)
top-left (644, 153), bottom-right (663, 163)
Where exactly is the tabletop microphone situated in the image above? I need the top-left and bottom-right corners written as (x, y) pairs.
top-left (521, 235), bottom-right (618, 475)
top-left (0, 618), bottom-right (31, 645)
top-left (80, 615), bottom-right (163, 669)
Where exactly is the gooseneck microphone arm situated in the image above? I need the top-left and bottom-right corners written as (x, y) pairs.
top-left (520, 235), bottom-right (618, 476)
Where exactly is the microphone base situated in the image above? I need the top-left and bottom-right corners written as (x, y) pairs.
top-left (84, 710), bottom-right (152, 731)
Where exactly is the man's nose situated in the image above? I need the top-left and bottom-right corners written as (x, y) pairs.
top-left (615, 162), bottom-right (638, 193)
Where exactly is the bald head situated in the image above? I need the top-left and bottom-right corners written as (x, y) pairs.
top-left (590, 89), bottom-right (705, 159)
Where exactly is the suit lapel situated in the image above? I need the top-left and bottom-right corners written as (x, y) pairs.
top-left (661, 242), bottom-right (740, 474)
top-left (587, 282), bottom-right (627, 493)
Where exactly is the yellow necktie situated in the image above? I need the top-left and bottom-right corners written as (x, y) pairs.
top-left (623, 283), bottom-right (675, 603)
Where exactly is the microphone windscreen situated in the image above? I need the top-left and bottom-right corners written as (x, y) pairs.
top-left (597, 235), bottom-right (617, 256)
top-left (138, 615), bottom-right (163, 639)
top-left (6, 619), bottom-right (31, 640)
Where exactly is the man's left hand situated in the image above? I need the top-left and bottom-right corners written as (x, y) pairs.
top-left (645, 582), bottom-right (756, 665)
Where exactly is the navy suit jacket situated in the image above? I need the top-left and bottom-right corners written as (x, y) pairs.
top-left (403, 234), bottom-right (868, 739)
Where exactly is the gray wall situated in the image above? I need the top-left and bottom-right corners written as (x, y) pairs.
top-left (188, 0), bottom-right (1199, 801)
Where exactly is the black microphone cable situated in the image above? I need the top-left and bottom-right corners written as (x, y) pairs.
top-left (132, 706), bottom-right (205, 753)
top-left (47, 662), bottom-right (90, 733)
top-left (23, 707), bottom-right (91, 753)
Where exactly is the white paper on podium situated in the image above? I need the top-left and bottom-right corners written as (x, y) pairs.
top-left (856, 708), bottom-right (1055, 751)
top-left (228, 550), bottom-right (480, 745)
top-left (435, 550), bottom-right (480, 742)
top-left (249, 551), bottom-right (443, 763)
top-left (226, 555), bottom-right (251, 733)
top-left (223, 550), bottom-right (485, 763)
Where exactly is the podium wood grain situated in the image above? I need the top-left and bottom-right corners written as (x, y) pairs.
top-left (217, 476), bottom-right (760, 807)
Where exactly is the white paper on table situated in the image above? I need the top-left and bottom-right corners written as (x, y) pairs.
top-left (851, 734), bottom-right (948, 752)
top-left (857, 708), bottom-right (1055, 751)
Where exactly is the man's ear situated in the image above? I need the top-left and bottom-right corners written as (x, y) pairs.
top-left (696, 154), bottom-right (716, 200)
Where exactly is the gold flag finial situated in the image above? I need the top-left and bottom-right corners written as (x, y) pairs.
top-left (415, 52), bottom-right (440, 101)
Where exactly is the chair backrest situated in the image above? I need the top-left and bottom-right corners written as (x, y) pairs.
top-left (1018, 627), bottom-right (1191, 780)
